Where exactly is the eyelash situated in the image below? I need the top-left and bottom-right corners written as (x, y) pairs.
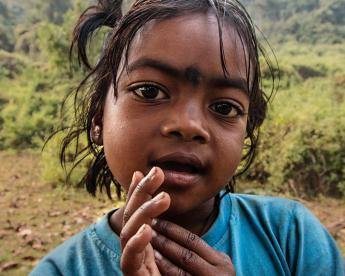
top-left (130, 84), bottom-right (246, 118)
top-left (131, 84), bottom-right (168, 101)
top-left (209, 101), bottom-right (245, 118)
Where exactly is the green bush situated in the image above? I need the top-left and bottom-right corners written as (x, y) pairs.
top-left (41, 131), bottom-right (91, 187)
top-left (0, 66), bottom-right (74, 149)
top-left (245, 44), bottom-right (345, 198)
top-left (0, 50), bottom-right (26, 79)
top-left (1, 1), bottom-right (345, 199)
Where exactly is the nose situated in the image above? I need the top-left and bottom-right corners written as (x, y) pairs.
top-left (160, 105), bottom-right (210, 144)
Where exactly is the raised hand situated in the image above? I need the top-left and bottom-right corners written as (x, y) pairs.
top-left (151, 219), bottom-right (235, 276)
top-left (120, 167), bottom-right (171, 276)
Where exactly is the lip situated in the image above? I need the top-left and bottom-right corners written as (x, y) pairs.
top-left (151, 152), bottom-right (206, 188)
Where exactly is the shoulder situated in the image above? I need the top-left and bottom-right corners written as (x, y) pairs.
top-left (225, 193), bottom-right (344, 275)
top-left (226, 193), bottom-right (331, 245)
top-left (227, 192), bottom-right (299, 210)
top-left (225, 193), bottom-right (302, 223)
top-left (30, 213), bottom-right (122, 276)
top-left (30, 227), bottom-right (91, 275)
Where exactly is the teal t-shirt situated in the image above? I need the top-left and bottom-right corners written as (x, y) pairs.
top-left (31, 193), bottom-right (344, 275)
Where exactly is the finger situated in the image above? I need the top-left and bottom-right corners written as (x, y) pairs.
top-left (151, 230), bottom-right (209, 275)
top-left (121, 224), bottom-right (152, 275)
top-left (121, 191), bottom-right (171, 249)
top-left (123, 167), bottom-right (164, 225)
top-left (126, 171), bottom-right (144, 204)
top-left (154, 250), bottom-right (192, 276)
top-left (123, 171), bottom-right (144, 226)
top-left (152, 219), bottom-right (219, 263)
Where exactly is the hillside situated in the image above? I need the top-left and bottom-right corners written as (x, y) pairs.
top-left (244, 0), bottom-right (345, 44)
top-left (0, 0), bottom-right (345, 198)
top-left (1, 0), bottom-right (344, 50)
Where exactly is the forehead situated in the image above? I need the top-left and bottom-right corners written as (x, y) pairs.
top-left (125, 12), bottom-right (249, 81)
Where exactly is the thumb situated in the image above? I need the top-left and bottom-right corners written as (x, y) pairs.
top-left (121, 224), bottom-right (156, 275)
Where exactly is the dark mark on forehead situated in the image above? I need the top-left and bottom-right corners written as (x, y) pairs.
top-left (185, 67), bottom-right (202, 87)
top-left (127, 57), bottom-right (248, 95)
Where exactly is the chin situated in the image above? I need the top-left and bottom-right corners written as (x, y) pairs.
top-left (158, 203), bottom-right (189, 219)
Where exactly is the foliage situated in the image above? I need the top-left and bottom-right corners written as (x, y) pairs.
top-left (41, 131), bottom-right (91, 187)
top-left (0, 0), bottom-right (344, 198)
top-left (0, 50), bottom-right (27, 79)
top-left (0, 1), bottom-right (14, 51)
top-left (0, 0), bottom-right (90, 150)
top-left (244, 0), bottom-right (345, 44)
top-left (0, 0), bottom-right (74, 52)
top-left (245, 44), bottom-right (345, 197)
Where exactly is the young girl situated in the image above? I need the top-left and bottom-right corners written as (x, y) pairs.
top-left (31, 0), bottom-right (344, 275)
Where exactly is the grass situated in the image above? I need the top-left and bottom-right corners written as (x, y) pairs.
top-left (0, 151), bottom-right (344, 274)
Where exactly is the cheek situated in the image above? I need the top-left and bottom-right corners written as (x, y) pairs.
top-left (223, 137), bottom-right (244, 165)
top-left (102, 104), bottom-right (144, 190)
top-left (215, 125), bottom-right (246, 175)
top-left (103, 123), bottom-right (132, 190)
top-left (102, 100), bottom-right (157, 190)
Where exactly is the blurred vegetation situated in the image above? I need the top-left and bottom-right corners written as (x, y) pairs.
top-left (245, 43), bottom-right (345, 198)
top-left (0, 0), bottom-right (344, 198)
top-left (244, 0), bottom-right (345, 44)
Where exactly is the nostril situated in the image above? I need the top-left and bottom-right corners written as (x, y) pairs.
top-left (160, 121), bottom-right (210, 143)
top-left (193, 135), bottom-right (206, 143)
top-left (169, 130), bottom-right (206, 143)
top-left (169, 131), bottom-right (183, 138)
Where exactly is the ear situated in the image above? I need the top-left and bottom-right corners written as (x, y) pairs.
top-left (90, 117), bottom-right (103, 145)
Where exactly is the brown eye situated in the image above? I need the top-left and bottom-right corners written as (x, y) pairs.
top-left (210, 101), bottom-right (244, 117)
top-left (133, 85), bottom-right (167, 100)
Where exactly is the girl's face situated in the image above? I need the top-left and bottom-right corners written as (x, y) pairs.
top-left (103, 12), bottom-right (249, 216)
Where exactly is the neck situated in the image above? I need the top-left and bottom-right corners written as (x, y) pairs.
top-left (161, 196), bottom-right (218, 236)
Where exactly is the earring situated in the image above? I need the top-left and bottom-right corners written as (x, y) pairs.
top-left (94, 125), bottom-right (101, 139)
top-left (91, 125), bottom-right (103, 145)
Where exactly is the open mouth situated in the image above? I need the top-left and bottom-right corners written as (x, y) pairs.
top-left (156, 161), bottom-right (201, 174)
top-left (150, 153), bottom-right (206, 176)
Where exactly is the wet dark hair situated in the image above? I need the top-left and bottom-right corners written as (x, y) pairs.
top-left (61, 0), bottom-right (276, 199)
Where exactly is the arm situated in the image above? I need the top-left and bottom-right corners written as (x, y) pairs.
top-left (30, 259), bottom-right (63, 276)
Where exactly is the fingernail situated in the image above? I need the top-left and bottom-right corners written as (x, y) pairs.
top-left (138, 224), bottom-right (147, 235)
top-left (131, 171), bottom-right (138, 183)
top-left (152, 229), bottom-right (157, 238)
top-left (153, 192), bottom-right (165, 202)
top-left (154, 250), bottom-right (162, 260)
top-left (152, 218), bottom-right (158, 226)
top-left (147, 167), bottom-right (157, 180)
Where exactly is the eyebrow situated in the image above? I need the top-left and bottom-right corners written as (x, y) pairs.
top-left (208, 77), bottom-right (248, 94)
top-left (127, 57), bottom-right (248, 94)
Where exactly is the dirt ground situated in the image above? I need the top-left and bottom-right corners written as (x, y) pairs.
top-left (0, 151), bottom-right (344, 275)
